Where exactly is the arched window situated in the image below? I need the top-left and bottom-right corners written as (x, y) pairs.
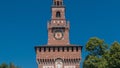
top-left (57, 1), bottom-right (59, 6)
top-left (56, 11), bottom-right (61, 18)
top-left (55, 59), bottom-right (63, 68)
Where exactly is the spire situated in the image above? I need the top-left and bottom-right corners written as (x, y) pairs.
top-left (53, 0), bottom-right (64, 6)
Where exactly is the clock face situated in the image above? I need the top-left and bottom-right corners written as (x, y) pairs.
top-left (54, 31), bottom-right (63, 40)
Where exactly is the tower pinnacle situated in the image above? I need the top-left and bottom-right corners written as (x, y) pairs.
top-left (53, 0), bottom-right (64, 6)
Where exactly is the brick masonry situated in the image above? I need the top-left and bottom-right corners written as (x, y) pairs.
top-left (35, 0), bottom-right (82, 68)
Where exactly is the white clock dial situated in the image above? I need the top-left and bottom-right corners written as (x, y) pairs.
top-left (54, 32), bottom-right (63, 40)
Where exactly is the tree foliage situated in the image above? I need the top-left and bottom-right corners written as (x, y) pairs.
top-left (0, 63), bottom-right (20, 68)
top-left (83, 37), bottom-right (108, 68)
top-left (86, 37), bottom-right (108, 56)
top-left (83, 37), bottom-right (120, 68)
top-left (0, 63), bottom-right (8, 68)
top-left (108, 42), bottom-right (120, 68)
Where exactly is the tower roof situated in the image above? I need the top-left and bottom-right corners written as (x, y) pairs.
top-left (52, 0), bottom-right (64, 7)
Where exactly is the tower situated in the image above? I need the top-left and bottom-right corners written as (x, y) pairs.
top-left (48, 0), bottom-right (69, 45)
top-left (35, 0), bottom-right (82, 68)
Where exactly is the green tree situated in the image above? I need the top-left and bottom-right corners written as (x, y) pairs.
top-left (84, 37), bottom-right (120, 68)
top-left (108, 42), bottom-right (120, 68)
top-left (0, 63), bottom-right (20, 68)
top-left (83, 37), bottom-right (108, 68)
top-left (86, 37), bottom-right (108, 56)
top-left (0, 63), bottom-right (8, 68)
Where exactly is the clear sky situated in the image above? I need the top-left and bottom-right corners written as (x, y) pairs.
top-left (0, 0), bottom-right (120, 68)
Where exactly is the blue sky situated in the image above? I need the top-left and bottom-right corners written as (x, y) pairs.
top-left (0, 0), bottom-right (120, 68)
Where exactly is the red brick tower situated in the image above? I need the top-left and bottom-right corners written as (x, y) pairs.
top-left (35, 0), bottom-right (82, 68)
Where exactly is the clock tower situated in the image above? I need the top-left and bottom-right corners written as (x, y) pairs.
top-left (35, 0), bottom-right (82, 68)
top-left (48, 0), bottom-right (69, 45)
